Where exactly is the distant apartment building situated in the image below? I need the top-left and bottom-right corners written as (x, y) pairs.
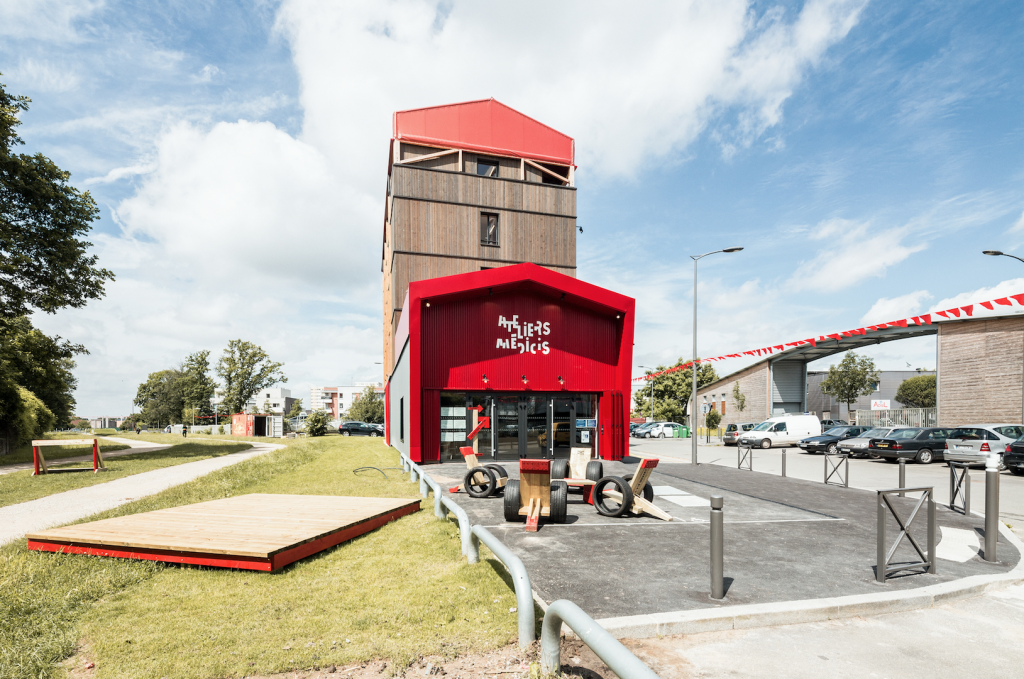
top-left (89, 417), bottom-right (122, 429)
top-left (311, 383), bottom-right (383, 419)
top-left (243, 387), bottom-right (297, 415)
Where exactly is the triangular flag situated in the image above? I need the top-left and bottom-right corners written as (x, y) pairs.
top-left (920, 314), bottom-right (931, 324)
top-left (936, 310), bottom-right (949, 318)
top-left (980, 301), bottom-right (994, 310)
top-left (894, 319), bottom-right (908, 327)
top-left (1011, 294), bottom-right (1024, 305)
top-left (961, 305), bottom-right (973, 317)
top-left (774, 345), bottom-right (784, 351)
top-left (807, 338), bottom-right (817, 347)
top-left (827, 333), bottom-right (842, 341)
top-left (995, 297), bottom-right (1012, 306)
top-left (947, 308), bottom-right (961, 318)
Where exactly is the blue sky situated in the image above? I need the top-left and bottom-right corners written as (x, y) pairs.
top-left (3, 0), bottom-right (1024, 416)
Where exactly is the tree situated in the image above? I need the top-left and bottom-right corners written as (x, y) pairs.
top-left (706, 407), bottom-right (722, 431)
top-left (819, 352), bottom-right (881, 420)
top-left (11, 386), bottom-right (54, 443)
top-left (287, 399), bottom-right (304, 418)
top-left (305, 410), bottom-right (330, 437)
top-left (632, 359), bottom-right (718, 424)
top-left (134, 369), bottom-right (184, 426)
top-left (895, 374), bottom-right (936, 408)
top-left (346, 385), bottom-right (385, 424)
top-left (732, 381), bottom-right (746, 413)
top-left (179, 350), bottom-right (215, 418)
top-left (215, 340), bottom-right (286, 415)
top-left (1, 77), bottom-right (114, 319)
top-left (0, 316), bottom-right (83, 430)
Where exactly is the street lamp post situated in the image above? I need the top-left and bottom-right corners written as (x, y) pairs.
top-left (691, 247), bottom-right (744, 466)
top-left (983, 250), bottom-right (1024, 264)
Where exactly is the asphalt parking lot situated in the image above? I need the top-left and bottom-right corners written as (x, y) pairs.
top-left (430, 453), bottom-right (1019, 621)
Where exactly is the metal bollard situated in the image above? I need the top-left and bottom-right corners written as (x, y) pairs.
top-left (710, 495), bottom-right (724, 599)
top-left (985, 454), bottom-right (1000, 562)
top-left (898, 458), bottom-right (906, 498)
top-left (782, 449), bottom-right (786, 478)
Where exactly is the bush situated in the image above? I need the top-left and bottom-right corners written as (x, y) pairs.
top-left (305, 410), bottom-right (330, 437)
top-left (218, 425), bottom-right (225, 435)
top-left (705, 408), bottom-right (722, 431)
top-left (12, 387), bottom-right (55, 444)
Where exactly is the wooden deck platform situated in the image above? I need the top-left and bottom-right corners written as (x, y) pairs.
top-left (26, 494), bottom-right (421, 572)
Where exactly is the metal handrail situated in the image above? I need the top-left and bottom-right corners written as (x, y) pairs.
top-left (471, 525), bottom-right (535, 648)
top-left (440, 495), bottom-right (478, 563)
top-left (824, 452), bottom-right (849, 487)
top-left (949, 462), bottom-right (971, 514)
top-left (876, 486), bottom-right (936, 582)
top-left (541, 599), bottom-right (660, 678)
top-left (737, 445), bottom-right (752, 471)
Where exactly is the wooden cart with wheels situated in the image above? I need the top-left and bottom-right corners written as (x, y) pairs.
top-left (592, 458), bottom-right (672, 521)
top-left (448, 447), bottom-right (508, 497)
top-left (503, 459), bottom-right (568, 532)
top-left (550, 447), bottom-right (604, 498)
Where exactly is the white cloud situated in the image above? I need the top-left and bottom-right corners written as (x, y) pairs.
top-left (860, 290), bottom-right (932, 325)
top-left (11, 58), bottom-right (80, 92)
top-left (1009, 210), bottom-right (1024, 233)
top-left (787, 219), bottom-right (927, 292)
top-left (83, 162), bottom-right (156, 185)
top-left (930, 278), bottom-right (1024, 314)
top-left (0, 0), bottom-right (102, 40)
top-left (192, 64), bottom-right (221, 84)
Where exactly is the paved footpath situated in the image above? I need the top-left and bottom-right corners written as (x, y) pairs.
top-left (0, 440), bottom-right (283, 546)
top-left (0, 436), bottom-right (172, 476)
top-left (627, 581), bottom-right (1024, 678)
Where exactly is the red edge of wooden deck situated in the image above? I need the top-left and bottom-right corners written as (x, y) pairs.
top-left (27, 502), bottom-right (422, 573)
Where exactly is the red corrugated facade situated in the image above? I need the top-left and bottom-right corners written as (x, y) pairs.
top-left (391, 263), bottom-right (634, 463)
top-left (393, 98), bottom-right (575, 166)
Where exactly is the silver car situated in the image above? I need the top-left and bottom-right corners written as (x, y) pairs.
top-left (944, 424), bottom-right (1024, 465)
top-left (724, 422), bottom-right (757, 446)
top-left (838, 426), bottom-right (914, 458)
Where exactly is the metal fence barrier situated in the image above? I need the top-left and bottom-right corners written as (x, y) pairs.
top-left (471, 525), bottom-right (536, 648)
top-left (440, 496), bottom-right (478, 563)
top-left (876, 486), bottom-right (936, 583)
top-left (737, 445), bottom-right (752, 472)
top-left (824, 452), bottom-right (849, 487)
top-left (541, 599), bottom-right (661, 678)
top-left (949, 462), bottom-right (971, 515)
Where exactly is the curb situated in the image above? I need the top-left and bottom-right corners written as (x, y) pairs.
top-left (595, 514), bottom-right (1024, 639)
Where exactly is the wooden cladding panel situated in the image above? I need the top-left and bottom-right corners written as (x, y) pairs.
top-left (389, 253), bottom-right (575, 323)
top-left (938, 318), bottom-right (1024, 424)
top-left (390, 199), bottom-right (575, 265)
top-left (391, 165), bottom-right (575, 217)
top-left (400, 143), bottom-right (460, 172)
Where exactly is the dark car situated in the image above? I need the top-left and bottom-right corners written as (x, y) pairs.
top-left (998, 436), bottom-right (1024, 475)
top-left (339, 421), bottom-right (380, 437)
top-left (797, 425), bottom-right (871, 454)
top-left (870, 427), bottom-right (952, 464)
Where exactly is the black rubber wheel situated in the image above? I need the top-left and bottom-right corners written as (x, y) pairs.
top-left (623, 473), bottom-right (655, 503)
top-left (760, 439), bottom-right (772, 449)
top-left (484, 464), bottom-right (508, 479)
top-left (1009, 467), bottom-right (1024, 476)
top-left (916, 449), bottom-right (934, 464)
top-left (593, 477), bottom-right (634, 517)
top-left (342, 431), bottom-right (350, 437)
top-left (465, 467), bottom-right (496, 498)
top-left (550, 481), bottom-right (568, 523)
top-left (585, 461), bottom-right (604, 482)
top-left (826, 443), bottom-right (838, 454)
top-left (503, 480), bottom-right (522, 521)
top-left (658, 432), bottom-right (665, 439)
top-left (550, 458), bottom-right (569, 480)
top-left (370, 431), bottom-right (379, 437)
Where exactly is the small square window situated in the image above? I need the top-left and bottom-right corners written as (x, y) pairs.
top-left (476, 157), bottom-right (499, 177)
top-left (480, 213), bottom-right (499, 246)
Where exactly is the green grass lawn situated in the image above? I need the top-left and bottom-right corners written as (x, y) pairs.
top-left (0, 442), bottom-right (252, 509)
top-left (0, 434), bottom-right (131, 467)
top-left (0, 437), bottom-right (519, 679)
top-left (114, 431), bottom-right (310, 446)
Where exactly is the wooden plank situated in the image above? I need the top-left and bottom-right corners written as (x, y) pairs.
top-left (32, 438), bottom-right (97, 447)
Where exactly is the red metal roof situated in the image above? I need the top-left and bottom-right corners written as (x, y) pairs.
top-left (393, 98), bottom-right (574, 166)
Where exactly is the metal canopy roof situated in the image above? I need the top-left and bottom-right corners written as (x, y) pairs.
top-left (769, 324), bottom-right (938, 364)
top-left (393, 98), bottom-right (575, 166)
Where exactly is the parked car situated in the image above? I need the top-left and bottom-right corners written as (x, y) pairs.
top-left (797, 425), bottom-right (872, 454)
top-left (820, 419), bottom-right (849, 429)
top-left (339, 420), bottom-right (380, 437)
top-left (738, 415), bottom-right (822, 449)
top-left (869, 427), bottom-right (952, 464)
top-left (724, 422), bottom-right (757, 446)
top-left (943, 424), bottom-right (1024, 465)
top-left (632, 422), bottom-right (660, 438)
top-left (645, 422), bottom-right (685, 439)
top-left (838, 426), bottom-right (914, 458)
top-left (1001, 436), bottom-right (1024, 475)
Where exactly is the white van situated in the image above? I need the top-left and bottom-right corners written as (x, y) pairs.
top-left (737, 414), bottom-right (822, 449)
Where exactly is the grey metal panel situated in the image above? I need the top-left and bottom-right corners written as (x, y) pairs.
top-left (772, 360), bottom-right (804, 403)
top-left (388, 336), bottom-right (411, 458)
